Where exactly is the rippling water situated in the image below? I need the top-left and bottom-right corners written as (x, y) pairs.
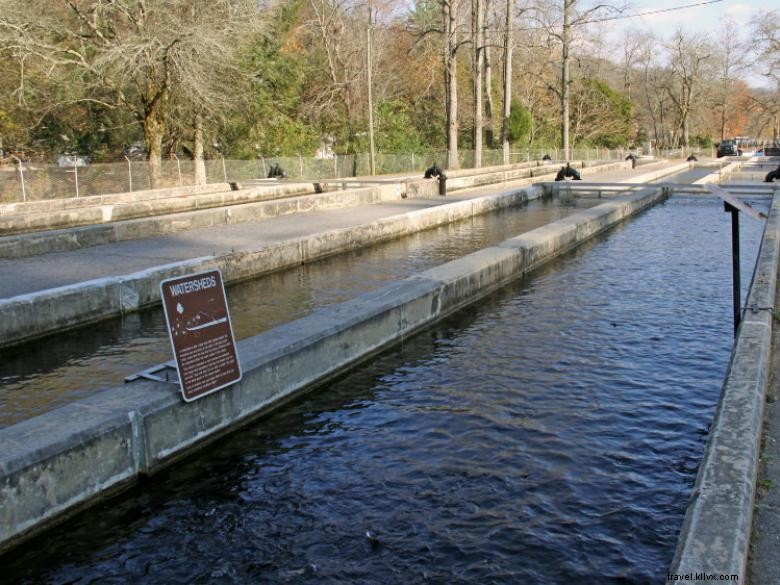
top-left (0, 198), bottom-right (592, 427)
top-left (2, 196), bottom-right (767, 583)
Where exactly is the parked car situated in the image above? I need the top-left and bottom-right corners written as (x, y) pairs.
top-left (717, 140), bottom-right (742, 158)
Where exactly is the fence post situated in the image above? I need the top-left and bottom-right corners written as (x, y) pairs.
top-left (260, 157), bottom-right (267, 178)
top-left (298, 154), bottom-right (304, 177)
top-left (124, 155), bottom-right (133, 192)
top-left (11, 155), bottom-right (26, 202)
top-left (173, 153), bottom-right (182, 185)
top-left (73, 163), bottom-right (80, 198)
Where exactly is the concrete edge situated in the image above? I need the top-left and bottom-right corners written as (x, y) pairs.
top-left (0, 184), bottom-right (393, 258)
top-left (0, 183), bottom-right (234, 217)
top-left (629, 160), bottom-right (692, 183)
top-left (0, 160), bottom-right (635, 259)
top-left (668, 191), bottom-right (780, 582)
top-left (0, 187), bottom-right (541, 348)
top-left (693, 161), bottom-right (745, 185)
top-left (0, 182), bottom-right (319, 235)
top-left (0, 185), bottom-right (666, 554)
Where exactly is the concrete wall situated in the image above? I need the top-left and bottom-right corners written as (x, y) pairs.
top-left (693, 161), bottom-right (745, 185)
top-left (0, 159), bottom-right (637, 255)
top-left (406, 159), bottom-right (633, 197)
top-left (0, 185), bottom-right (667, 554)
top-left (0, 183), bottom-right (234, 217)
top-left (669, 190), bottom-right (780, 582)
top-left (0, 184), bottom-right (400, 259)
top-left (0, 187), bottom-right (538, 348)
top-left (0, 182), bottom-right (317, 236)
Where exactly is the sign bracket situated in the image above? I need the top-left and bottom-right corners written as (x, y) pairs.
top-left (125, 361), bottom-right (179, 385)
top-left (710, 184), bottom-right (767, 337)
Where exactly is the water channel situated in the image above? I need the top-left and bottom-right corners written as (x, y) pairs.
top-left (0, 196), bottom-right (597, 427)
top-left (0, 168), bottom-right (718, 428)
top-left (1, 194), bottom-right (768, 583)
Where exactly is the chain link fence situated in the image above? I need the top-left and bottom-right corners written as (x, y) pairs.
top-left (1, 147), bottom-right (637, 204)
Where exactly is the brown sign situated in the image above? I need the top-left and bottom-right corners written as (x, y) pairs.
top-left (160, 269), bottom-right (241, 402)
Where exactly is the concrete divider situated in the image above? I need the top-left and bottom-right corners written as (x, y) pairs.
top-left (0, 186), bottom-right (538, 348)
top-left (0, 182), bottom-right (318, 236)
top-left (669, 190), bottom-right (780, 582)
top-left (0, 185), bottom-right (667, 554)
top-left (0, 160), bottom-right (643, 257)
top-left (0, 158), bottom-right (690, 346)
top-left (693, 161), bottom-right (745, 185)
top-left (405, 159), bottom-right (634, 197)
top-left (542, 161), bottom-right (695, 199)
top-left (0, 160), bottom-right (556, 233)
top-left (0, 183), bottom-right (233, 217)
top-left (0, 184), bottom-right (400, 259)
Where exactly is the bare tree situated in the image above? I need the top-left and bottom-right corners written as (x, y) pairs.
top-left (0, 0), bottom-right (262, 186)
top-left (532, 0), bottom-right (623, 158)
top-left (501, 0), bottom-right (513, 163)
top-left (751, 9), bottom-right (779, 142)
top-left (483, 0), bottom-right (496, 149)
top-left (751, 9), bottom-right (780, 85)
top-left (305, 0), bottom-right (367, 152)
top-left (664, 30), bottom-right (712, 149)
top-left (634, 32), bottom-right (673, 149)
top-left (713, 17), bottom-right (746, 142)
top-left (472, 0), bottom-right (485, 167)
top-left (620, 29), bottom-right (643, 102)
top-left (443, 0), bottom-right (464, 168)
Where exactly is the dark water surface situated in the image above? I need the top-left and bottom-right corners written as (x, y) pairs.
top-left (2, 196), bottom-right (767, 583)
top-left (0, 198), bottom-right (592, 427)
top-left (658, 167), bottom-right (715, 184)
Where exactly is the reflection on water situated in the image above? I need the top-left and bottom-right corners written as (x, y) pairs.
top-left (0, 197), bottom-right (593, 427)
top-left (1, 196), bottom-right (767, 583)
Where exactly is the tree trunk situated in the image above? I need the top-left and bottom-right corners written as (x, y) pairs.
top-left (473, 0), bottom-right (484, 168)
top-left (444, 1), bottom-right (461, 169)
top-left (367, 0), bottom-right (376, 175)
top-left (501, 0), bottom-right (512, 164)
top-left (194, 111), bottom-right (206, 185)
top-left (485, 44), bottom-right (495, 148)
top-left (144, 111), bottom-right (165, 189)
top-left (561, 0), bottom-right (572, 160)
top-left (142, 83), bottom-right (169, 189)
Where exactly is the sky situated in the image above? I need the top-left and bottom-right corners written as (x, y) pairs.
top-left (618, 0), bottom-right (766, 35)
top-left (606, 0), bottom-right (780, 87)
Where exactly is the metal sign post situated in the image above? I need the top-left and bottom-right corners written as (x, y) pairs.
top-left (160, 269), bottom-right (242, 402)
top-left (724, 201), bottom-right (741, 337)
top-left (709, 184), bottom-right (767, 338)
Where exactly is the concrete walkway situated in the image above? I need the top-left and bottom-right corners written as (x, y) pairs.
top-left (0, 163), bottom-right (665, 300)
